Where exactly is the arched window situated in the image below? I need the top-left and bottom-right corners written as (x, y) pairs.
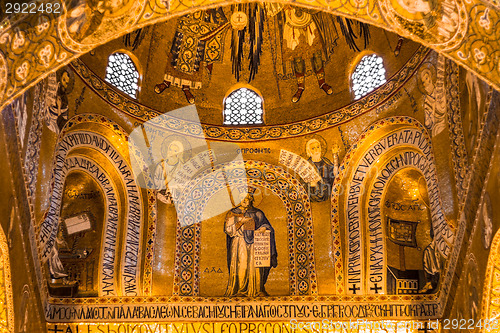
top-left (223, 87), bottom-right (263, 125)
top-left (351, 54), bottom-right (386, 100)
top-left (105, 52), bottom-right (139, 98)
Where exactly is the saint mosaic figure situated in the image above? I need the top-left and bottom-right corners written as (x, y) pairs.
top-left (224, 188), bottom-right (277, 297)
top-left (419, 65), bottom-right (445, 137)
top-left (262, 4), bottom-right (371, 103)
top-left (154, 9), bottom-right (229, 104)
top-left (66, 0), bottom-right (130, 42)
top-left (154, 139), bottom-right (188, 204)
top-left (47, 224), bottom-right (70, 282)
top-left (305, 138), bottom-right (339, 202)
top-left (45, 68), bottom-right (73, 133)
top-left (394, 0), bottom-right (460, 42)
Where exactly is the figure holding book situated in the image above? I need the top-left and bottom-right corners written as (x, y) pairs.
top-left (224, 188), bottom-right (277, 297)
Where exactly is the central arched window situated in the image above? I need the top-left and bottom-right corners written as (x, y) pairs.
top-left (105, 52), bottom-right (139, 98)
top-left (351, 54), bottom-right (386, 100)
top-left (223, 87), bottom-right (264, 125)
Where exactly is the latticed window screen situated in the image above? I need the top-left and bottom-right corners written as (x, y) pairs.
top-left (223, 88), bottom-right (263, 125)
top-left (105, 53), bottom-right (139, 98)
top-left (352, 54), bottom-right (386, 100)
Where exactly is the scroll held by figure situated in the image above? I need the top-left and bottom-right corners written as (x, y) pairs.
top-left (224, 187), bottom-right (277, 297)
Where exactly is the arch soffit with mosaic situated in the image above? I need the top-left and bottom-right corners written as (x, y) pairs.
top-left (39, 134), bottom-right (145, 296)
top-left (0, 0), bottom-right (499, 110)
top-left (37, 121), bottom-right (142, 251)
top-left (0, 218), bottom-right (14, 332)
top-left (173, 160), bottom-right (317, 297)
top-left (59, 155), bottom-right (122, 297)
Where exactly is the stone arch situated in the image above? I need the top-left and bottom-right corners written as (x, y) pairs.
top-left (330, 116), bottom-right (455, 294)
top-left (365, 151), bottom-right (437, 295)
top-left (38, 115), bottom-right (151, 296)
top-left (481, 228), bottom-right (500, 324)
top-left (173, 160), bottom-right (317, 296)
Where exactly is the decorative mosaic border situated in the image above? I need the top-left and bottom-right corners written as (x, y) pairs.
top-left (144, 189), bottom-right (157, 296)
top-left (69, 47), bottom-right (430, 141)
top-left (446, 59), bottom-right (494, 205)
top-left (445, 59), bottom-right (468, 200)
top-left (24, 82), bottom-right (44, 215)
top-left (48, 289), bottom-right (437, 305)
top-left (173, 160), bottom-right (317, 296)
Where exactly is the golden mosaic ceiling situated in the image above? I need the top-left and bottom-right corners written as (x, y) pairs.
top-left (78, 14), bottom-right (421, 125)
top-left (0, 0), bottom-right (499, 111)
top-left (0, 1), bottom-right (499, 332)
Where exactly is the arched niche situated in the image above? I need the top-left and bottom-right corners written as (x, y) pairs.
top-left (382, 168), bottom-right (434, 295)
top-left (331, 116), bottom-right (455, 295)
top-left (55, 170), bottom-right (105, 297)
top-left (172, 160), bottom-right (317, 297)
top-left (198, 186), bottom-right (289, 297)
top-left (39, 114), bottom-right (150, 297)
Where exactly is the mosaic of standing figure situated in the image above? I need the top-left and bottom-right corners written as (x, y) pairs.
top-left (44, 67), bottom-right (74, 134)
top-left (304, 138), bottom-right (340, 202)
top-left (224, 187), bottom-right (277, 297)
top-left (154, 9), bottom-right (229, 104)
top-left (152, 5), bottom-right (372, 104)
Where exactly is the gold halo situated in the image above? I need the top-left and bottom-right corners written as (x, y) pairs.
top-left (304, 134), bottom-right (328, 158)
top-left (285, 8), bottom-right (313, 29)
top-left (416, 62), bottom-right (437, 95)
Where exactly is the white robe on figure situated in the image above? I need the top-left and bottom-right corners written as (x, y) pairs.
top-left (224, 214), bottom-right (261, 297)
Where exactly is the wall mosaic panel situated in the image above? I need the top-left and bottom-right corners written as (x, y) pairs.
top-left (173, 160), bottom-right (317, 296)
top-left (69, 46), bottom-right (428, 141)
top-left (1, 0), bottom-right (499, 112)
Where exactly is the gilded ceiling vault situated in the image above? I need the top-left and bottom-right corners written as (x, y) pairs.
top-left (0, 1), bottom-right (498, 333)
